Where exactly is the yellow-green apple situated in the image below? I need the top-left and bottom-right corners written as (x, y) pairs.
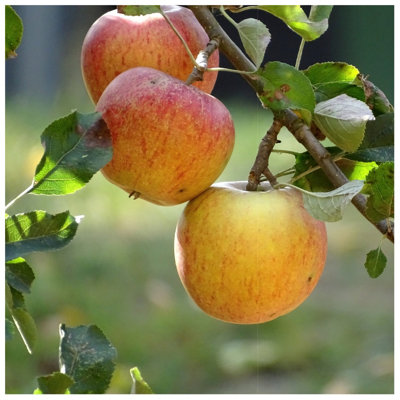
top-left (96, 67), bottom-right (235, 206)
top-left (81, 5), bottom-right (219, 104)
top-left (174, 181), bottom-right (327, 324)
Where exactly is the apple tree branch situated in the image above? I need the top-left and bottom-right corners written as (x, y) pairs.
top-left (246, 119), bottom-right (282, 190)
top-left (186, 39), bottom-right (219, 85)
top-left (188, 5), bottom-right (394, 243)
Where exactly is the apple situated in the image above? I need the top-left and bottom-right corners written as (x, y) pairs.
top-left (174, 181), bottom-right (327, 324)
top-left (81, 5), bottom-right (219, 104)
top-left (96, 67), bottom-right (235, 206)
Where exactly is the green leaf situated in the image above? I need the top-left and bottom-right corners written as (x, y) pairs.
top-left (286, 180), bottom-right (364, 222)
top-left (221, 7), bottom-right (270, 69)
top-left (348, 113), bottom-right (394, 162)
top-left (313, 94), bottom-right (375, 152)
top-left (5, 5), bottom-right (23, 59)
top-left (6, 257), bottom-right (35, 293)
top-left (364, 247), bottom-right (387, 278)
top-left (6, 284), bottom-right (37, 353)
top-left (117, 5), bottom-right (161, 16)
top-left (8, 284), bottom-right (26, 309)
top-left (11, 308), bottom-right (37, 354)
top-left (258, 5), bottom-right (333, 41)
top-left (35, 372), bottom-right (74, 394)
top-left (236, 18), bottom-right (270, 69)
top-left (31, 111), bottom-right (112, 195)
top-left (257, 61), bottom-right (315, 124)
top-left (6, 285), bottom-right (37, 354)
top-left (5, 210), bottom-right (81, 261)
top-left (294, 150), bottom-right (377, 192)
top-left (59, 324), bottom-right (117, 394)
top-left (313, 82), bottom-right (365, 104)
top-left (308, 6), bottom-right (334, 25)
top-left (130, 367), bottom-right (154, 394)
top-left (303, 62), bottom-right (364, 103)
top-left (362, 162), bottom-right (394, 222)
top-left (359, 75), bottom-right (393, 116)
top-left (5, 282), bottom-right (13, 308)
top-left (6, 318), bottom-right (15, 341)
top-left (304, 62), bottom-right (359, 84)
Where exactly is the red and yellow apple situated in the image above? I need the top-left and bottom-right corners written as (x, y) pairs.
top-left (96, 67), bottom-right (235, 206)
top-left (174, 181), bottom-right (327, 324)
top-left (81, 5), bottom-right (219, 104)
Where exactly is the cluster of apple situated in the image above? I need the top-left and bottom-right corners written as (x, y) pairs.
top-left (81, 6), bottom-right (327, 324)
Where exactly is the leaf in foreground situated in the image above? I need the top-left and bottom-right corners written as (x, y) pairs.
top-left (293, 150), bottom-right (377, 192)
top-left (31, 111), bottom-right (112, 195)
top-left (59, 324), bottom-right (117, 394)
top-left (364, 247), bottom-right (387, 278)
top-left (359, 75), bottom-right (393, 116)
top-left (304, 61), bottom-right (359, 85)
top-left (303, 62), bottom-right (364, 103)
top-left (257, 61), bottom-right (315, 124)
top-left (286, 180), bottom-right (364, 222)
top-left (10, 308), bottom-right (37, 354)
top-left (5, 5), bottom-right (23, 59)
top-left (258, 5), bottom-right (332, 41)
top-left (5, 210), bottom-right (81, 261)
top-left (6, 284), bottom-right (37, 354)
top-left (348, 113), bottom-right (394, 163)
top-left (34, 372), bottom-right (74, 394)
top-left (130, 367), bottom-right (154, 394)
top-left (313, 94), bottom-right (375, 152)
top-left (236, 18), bottom-right (270, 69)
top-left (6, 318), bottom-right (15, 341)
top-left (6, 257), bottom-right (35, 293)
top-left (362, 162), bottom-right (394, 222)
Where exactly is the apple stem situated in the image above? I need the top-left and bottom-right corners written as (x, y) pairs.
top-left (189, 5), bottom-right (394, 243)
top-left (246, 119), bottom-right (282, 191)
top-left (129, 191), bottom-right (141, 200)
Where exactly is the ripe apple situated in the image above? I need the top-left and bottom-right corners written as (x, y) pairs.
top-left (96, 67), bottom-right (235, 206)
top-left (174, 181), bottom-right (327, 324)
top-left (81, 5), bottom-right (219, 104)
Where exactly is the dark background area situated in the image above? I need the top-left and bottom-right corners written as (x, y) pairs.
top-left (5, 5), bottom-right (394, 395)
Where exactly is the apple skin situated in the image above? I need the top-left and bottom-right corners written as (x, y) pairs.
top-left (174, 181), bottom-right (327, 324)
top-left (96, 67), bottom-right (235, 206)
top-left (81, 5), bottom-right (219, 104)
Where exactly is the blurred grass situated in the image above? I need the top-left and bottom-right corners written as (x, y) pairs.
top-left (5, 100), bottom-right (394, 394)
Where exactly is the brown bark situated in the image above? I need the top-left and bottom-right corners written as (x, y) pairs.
top-left (188, 6), bottom-right (393, 242)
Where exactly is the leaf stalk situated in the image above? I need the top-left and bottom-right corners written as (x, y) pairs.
top-left (5, 184), bottom-right (34, 211)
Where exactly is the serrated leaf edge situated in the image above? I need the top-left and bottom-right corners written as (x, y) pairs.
top-left (364, 246), bottom-right (387, 278)
top-left (284, 180), bottom-right (364, 222)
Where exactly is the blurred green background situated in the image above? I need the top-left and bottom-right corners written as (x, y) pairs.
top-left (5, 5), bottom-right (394, 394)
